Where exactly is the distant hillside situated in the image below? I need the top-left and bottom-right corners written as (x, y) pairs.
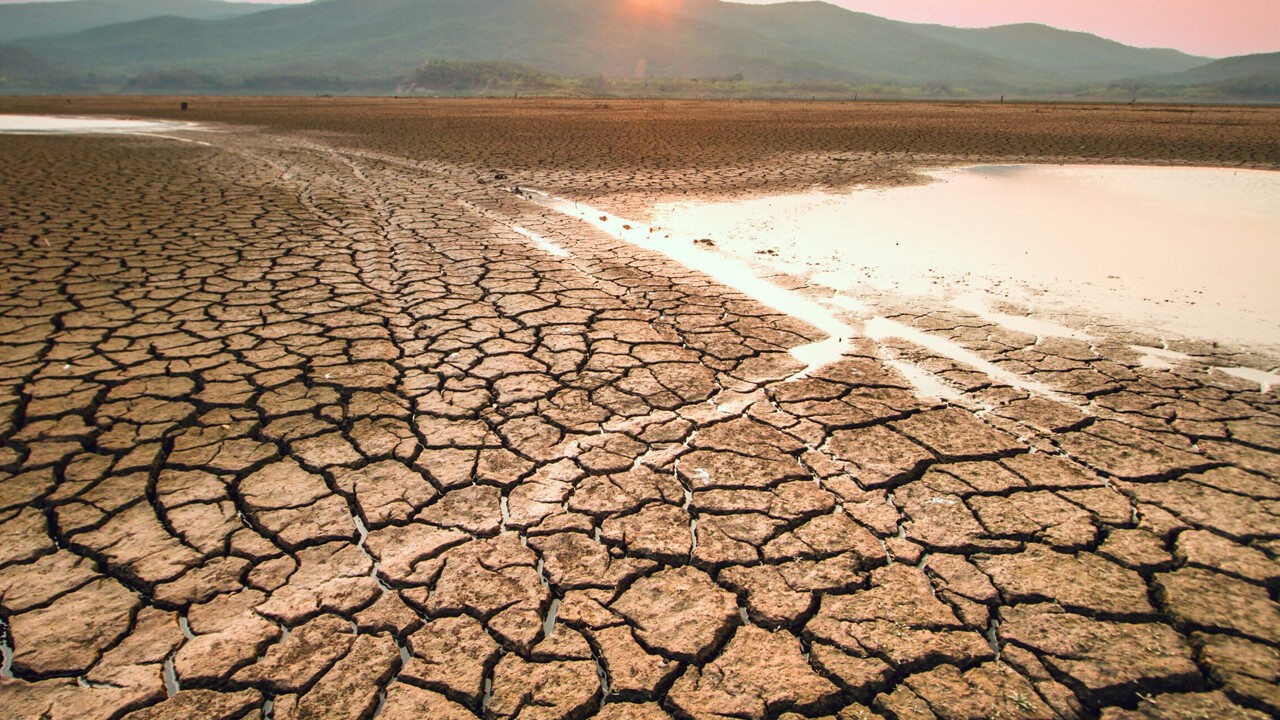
top-left (914, 23), bottom-right (1205, 83)
top-left (676, 2), bottom-right (1070, 90)
top-left (0, 0), bottom-right (288, 43)
top-left (5, 0), bottom-right (1254, 97)
top-left (1161, 52), bottom-right (1280, 85)
top-left (0, 45), bottom-right (57, 75)
top-left (1124, 52), bottom-right (1280, 100)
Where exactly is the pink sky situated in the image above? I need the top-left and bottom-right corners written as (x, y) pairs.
top-left (732, 0), bottom-right (1279, 57)
top-left (3, 0), bottom-right (1275, 58)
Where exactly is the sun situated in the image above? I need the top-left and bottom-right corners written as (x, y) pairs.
top-left (621, 0), bottom-right (688, 21)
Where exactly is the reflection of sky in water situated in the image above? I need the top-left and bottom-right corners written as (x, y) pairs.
top-left (958, 165), bottom-right (1031, 177)
top-left (0, 115), bottom-right (202, 134)
top-left (649, 165), bottom-right (1280, 351)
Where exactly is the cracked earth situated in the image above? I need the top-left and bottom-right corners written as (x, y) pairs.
top-left (0, 99), bottom-right (1278, 720)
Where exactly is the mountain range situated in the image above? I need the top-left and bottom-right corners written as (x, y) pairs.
top-left (0, 0), bottom-right (287, 43)
top-left (1, 0), bottom-right (1276, 98)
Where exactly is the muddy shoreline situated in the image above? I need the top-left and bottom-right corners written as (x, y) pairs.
top-left (3, 96), bottom-right (1278, 208)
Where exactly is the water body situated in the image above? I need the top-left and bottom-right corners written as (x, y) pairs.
top-left (651, 165), bottom-right (1280, 352)
top-left (0, 114), bottom-right (204, 136)
top-left (536, 192), bottom-right (859, 377)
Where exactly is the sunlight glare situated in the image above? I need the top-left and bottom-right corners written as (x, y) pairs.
top-left (622, 0), bottom-right (688, 21)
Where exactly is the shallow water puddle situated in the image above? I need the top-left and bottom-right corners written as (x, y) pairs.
top-left (651, 165), bottom-right (1280, 352)
top-left (462, 194), bottom-right (572, 259)
top-left (536, 194), bottom-right (859, 377)
top-left (1130, 345), bottom-right (1195, 370)
top-left (1218, 366), bottom-right (1280, 393)
top-left (0, 114), bottom-right (207, 141)
top-left (534, 165), bottom-right (1280, 399)
top-left (862, 316), bottom-right (1071, 403)
top-left (536, 191), bottom-right (1073, 398)
top-left (950, 293), bottom-right (1095, 341)
top-left (508, 223), bottom-right (572, 258)
top-left (1, 622), bottom-right (13, 679)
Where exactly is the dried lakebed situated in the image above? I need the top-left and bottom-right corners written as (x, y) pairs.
top-left (0, 114), bottom-right (1278, 720)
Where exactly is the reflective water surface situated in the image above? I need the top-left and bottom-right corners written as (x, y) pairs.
top-left (651, 165), bottom-right (1280, 351)
top-left (0, 114), bottom-right (203, 135)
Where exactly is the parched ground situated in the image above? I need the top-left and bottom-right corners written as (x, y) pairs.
top-left (0, 98), bottom-right (1278, 720)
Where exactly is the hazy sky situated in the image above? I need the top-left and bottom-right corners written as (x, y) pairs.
top-left (2, 0), bottom-right (1274, 58)
top-left (733, 0), bottom-right (1278, 57)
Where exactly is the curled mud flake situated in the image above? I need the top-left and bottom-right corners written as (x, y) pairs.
top-left (976, 544), bottom-right (1156, 619)
top-left (115, 689), bottom-right (263, 720)
top-left (333, 461), bottom-right (439, 529)
top-left (804, 563), bottom-right (994, 673)
top-left (1098, 691), bottom-right (1272, 720)
top-left (668, 625), bottom-right (841, 718)
top-left (891, 408), bottom-right (1026, 462)
top-left (599, 503), bottom-right (692, 562)
top-left (376, 682), bottom-right (477, 720)
top-left (902, 662), bottom-right (1059, 720)
top-left (1000, 604), bottom-right (1201, 709)
top-left (824, 425), bottom-right (935, 490)
top-left (1153, 568), bottom-right (1280, 645)
top-left (173, 590), bottom-right (282, 688)
top-left (610, 566), bottom-right (738, 663)
top-left (401, 616), bottom-right (500, 708)
top-left (485, 654), bottom-right (601, 720)
top-left (0, 550), bottom-right (101, 613)
top-left (1191, 632), bottom-right (1280, 716)
top-left (8, 577), bottom-right (139, 678)
top-left (528, 532), bottom-right (657, 591)
top-left (585, 624), bottom-right (680, 699)
top-left (0, 506), bottom-right (56, 569)
top-left (231, 614), bottom-right (355, 694)
top-left (282, 633), bottom-right (399, 720)
top-left (593, 703), bottom-right (675, 720)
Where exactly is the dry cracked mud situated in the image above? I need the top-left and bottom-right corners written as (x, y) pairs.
top-left (0, 98), bottom-right (1278, 720)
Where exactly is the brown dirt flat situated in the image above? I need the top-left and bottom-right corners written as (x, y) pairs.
top-left (3, 96), bottom-right (1279, 209)
top-left (0, 98), bottom-right (1278, 720)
